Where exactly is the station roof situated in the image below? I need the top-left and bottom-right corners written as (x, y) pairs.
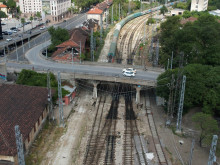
top-left (0, 84), bottom-right (48, 156)
top-left (87, 8), bottom-right (103, 14)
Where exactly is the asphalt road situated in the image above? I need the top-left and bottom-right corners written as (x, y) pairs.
top-left (6, 41), bottom-right (161, 81)
top-left (4, 14), bottom-right (87, 61)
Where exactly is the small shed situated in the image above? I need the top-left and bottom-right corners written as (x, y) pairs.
top-left (171, 8), bottom-right (185, 16)
top-left (62, 85), bottom-right (77, 105)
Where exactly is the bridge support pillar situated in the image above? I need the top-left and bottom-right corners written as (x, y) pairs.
top-left (135, 85), bottom-right (142, 104)
top-left (92, 81), bottom-right (99, 99)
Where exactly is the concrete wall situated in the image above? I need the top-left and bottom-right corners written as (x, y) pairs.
top-left (87, 14), bottom-right (102, 25)
top-left (191, 0), bottom-right (208, 11)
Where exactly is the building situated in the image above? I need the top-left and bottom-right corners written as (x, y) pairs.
top-left (209, 9), bottom-right (220, 17)
top-left (19, 0), bottom-right (71, 22)
top-left (170, 8), bottom-right (185, 16)
top-left (82, 19), bottom-right (99, 32)
top-left (0, 84), bottom-right (50, 164)
top-left (180, 16), bottom-right (198, 25)
top-left (87, 8), bottom-right (104, 25)
top-left (62, 85), bottom-right (76, 105)
top-left (0, 3), bottom-right (7, 15)
top-left (86, 0), bottom-right (113, 25)
top-left (191, 0), bottom-right (209, 12)
top-left (52, 27), bottom-right (89, 61)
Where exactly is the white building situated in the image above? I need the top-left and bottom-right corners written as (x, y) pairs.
top-left (19, 0), bottom-right (71, 22)
top-left (191, 0), bottom-right (209, 12)
top-left (209, 9), bottom-right (220, 17)
top-left (87, 8), bottom-right (104, 25)
top-left (171, 8), bottom-right (185, 16)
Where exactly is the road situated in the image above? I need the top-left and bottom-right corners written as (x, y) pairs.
top-left (6, 40), bottom-right (161, 82)
top-left (1, 14), bottom-right (87, 60)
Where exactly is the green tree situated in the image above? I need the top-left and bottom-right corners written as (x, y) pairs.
top-left (182, 10), bottom-right (192, 18)
top-left (6, 0), bottom-right (16, 16)
top-left (146, 18), bottom-right (156, 25)
top-left (160, 5), bottom-right (168, 15)
top-left (21, 18), bottom-right (25, 32)
top-left (16, 69), bottom-right (69, 99)
top-left (30, 16), bottom-right (33, 29)
top-left (156, 64), bottom-right (220, 115)
top-left (159, 14), bottom-right (220, 67)
top-left (48, 26), bottom-right (70, 52)
top-left (36, 11), bottom-right (41, 23)
top-left (0, 11), bottom-right (7, 18)
top-left (192, 112), bottom-right (218, 147)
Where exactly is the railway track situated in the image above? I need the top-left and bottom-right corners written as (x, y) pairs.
top-left (123, 85), bottom-right (150, 165)
top-left (83, 84), bottom-right (121, 165)
top-left (117, 15), bottom-right (148, 65)
top-left (84, 84), bottom-right (168, 165)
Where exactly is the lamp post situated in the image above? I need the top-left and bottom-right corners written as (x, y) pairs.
top-left (79, 41), bottom-right (81, 64)
top-left (13, 39), bottom-right (18, 62)
top-left (71, 48), bottom-right (73, 67)
top-left (20, 36), bottom-right (24, 53)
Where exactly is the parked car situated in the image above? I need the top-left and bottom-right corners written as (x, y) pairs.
top-left (123, 71), bottom-right (135, 77)
top-left (1, 22), bottom-right (6, 25)
top-left (10, 27), bottom-right (17, 30)
top-left (122, 68), bottom-right (137, 74)
top-left (4, 31), bottom-right (12, 35)
top-left (6, 38), bottom-right (12, 42)
top-left (40, 26), bottom-right (46, 30)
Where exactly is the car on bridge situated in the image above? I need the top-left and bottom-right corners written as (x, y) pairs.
top-left (122, 68), bottom-right (137, 74)
top-left (123, 71), bottom-right (135, 77)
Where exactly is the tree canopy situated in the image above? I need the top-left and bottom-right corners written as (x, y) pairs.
top-left (192, 112), bottom-right (218, 147)
top-left (159, 14), bottom-right (220, 68)
top-left (0, 11), bottom-right (7, 18)
top-left (16, 69), bottom-right (69, 99)
top-left (48, 26), bottom-right (70, 52)
top-left (156, 64), bottom-right (220, 115)
top-left (160, 5), bottom-right (168, 15)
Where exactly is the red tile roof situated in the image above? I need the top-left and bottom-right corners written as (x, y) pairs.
top-left (56, 40), bottom-right (79, 48)
top-left (180, 17), bottom-right (198, 25)
top-left (0, 84), bottom-right (49, 156)
top-left (0, 4), bottom-right (7, 8)
top-left (87, 8), bottom-right (103, 14)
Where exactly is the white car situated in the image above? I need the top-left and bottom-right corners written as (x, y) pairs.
top-left (6, 38), bottom-right (12, 42)
top-left (123, 71), bottom-right (135, 77)
top-left (122, 68), bottom-right (137, 74)
top-left (40, 26), bottom-right (46, 30)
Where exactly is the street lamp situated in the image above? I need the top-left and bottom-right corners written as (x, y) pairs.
top-left (20, 35), bottom-right (24, 53)
top-left (79, 41), bottom-right (81, 64)
top-left (13, 39), bottom-right (18, 62)
top-left (71, 48), bottom-right (73, 67)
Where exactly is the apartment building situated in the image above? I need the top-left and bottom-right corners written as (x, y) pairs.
top-left (19, 0), bottom-right (71, 22)
top-left (191, 0), bottom-right (209, 11)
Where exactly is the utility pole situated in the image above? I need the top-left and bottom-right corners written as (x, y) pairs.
top-left (90, 28), bottom-right (94, 61)
top-left (208, 135), bottom-right (218, 165)
top-left (166, 74), bottom-right (175, 125)
top-left (79, 41), bottom-right (81, 64)
top-left (141, 0), bottom-right (142, 12)
top-left (176, 75), bottom-right (186, 132)
top-left (171, 52), bottom-right (184, 121)
top-left (71, 48), bottom-right (74, 67)
top-left (57, 72), bottom-right (64, 127)
top-left (119, 3), bottom-right (120, 21)
top-left (47, 70), bottom-right (53, 120)
top-left (15, 125), bottom-right (25, 165)
top-left (188, 139), bottom-right (195, 165)
top-left (111, 5), bottom-right (113, 25)
top-left (100, 13), bottom-right (103, 41)
top-left (144, 21), bottom-right (146, 43)
top-left (170, 51), bottom-right (173, 69)
top-left (129, 0), bottom-right (131, 14)
top-left (106, 8), bottom-right (109, 28)
top-left (28, 35), bottom-right (30, 48)
top-left (153, 39), bottom-right (159, 67)
top-left (167, 58), bottom-right (169, 70)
